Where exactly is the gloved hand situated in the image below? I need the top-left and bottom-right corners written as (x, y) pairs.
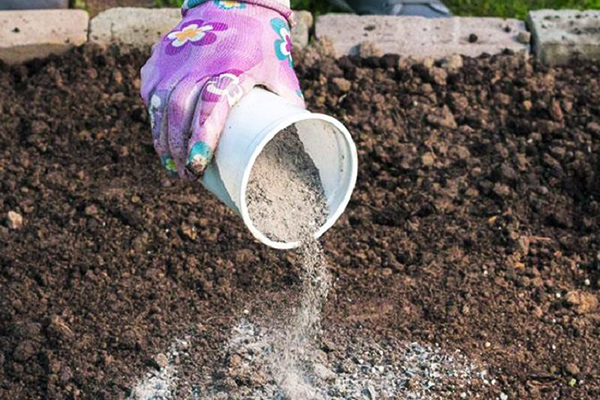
top-left (141, 0), bottom-right (305, 178)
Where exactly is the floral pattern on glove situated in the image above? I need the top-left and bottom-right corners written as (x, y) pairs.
top-left (271, 18), bottom-right (293, 67)
top-left (183, 0), bottom-right (205, 10)
top-left (214, 0), bottom-right (245, 9)
top-left (165, 19), bottom-right (228, 55)
top-left (202, 69), bottom-right (244, 106)
top-left (141, 3), bottom-right (304, 178)
top-left (162, 156), bottom-right (179, 175)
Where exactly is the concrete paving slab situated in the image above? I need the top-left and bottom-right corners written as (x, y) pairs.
top-left (528, 9), bottom-right (600, 65)
top-left (316, 14), bottom-right (528, 59)
top-left (90, 7), bottom-right (312, 49)
top-left (0, 10), bottom-right (89, 64)
top-left (293, 10), bottom-right (313, 49)
top-left (90, 7), bottom-right (181, 48)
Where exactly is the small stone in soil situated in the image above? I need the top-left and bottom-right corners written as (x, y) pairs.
top-left (7, 211), bottom-right (23, 229)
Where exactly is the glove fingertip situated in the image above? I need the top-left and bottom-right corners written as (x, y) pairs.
top-left (187, 141), bottom-right (215, 176)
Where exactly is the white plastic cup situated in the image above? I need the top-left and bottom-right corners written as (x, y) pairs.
top-left (202, 88), bottom-right (358, 250)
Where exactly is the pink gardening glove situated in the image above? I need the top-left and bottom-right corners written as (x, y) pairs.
top-left (141, 0), bottom-right (305, 177)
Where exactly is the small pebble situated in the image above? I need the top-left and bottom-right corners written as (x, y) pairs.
top-left (568, 378), bottom-right (577, 387)
top-left (314, 363), bottom-right (337, 382)
top-left (7, 211), bottom-right (23, 229)
top-left (565, 363), bottom-right (580, 375)
top-left (516, 31), bottom-right (531, 44)
top-left (421, 153), bottom-right (435, 167)
top-left (154, 353), bottom-right (169, 369)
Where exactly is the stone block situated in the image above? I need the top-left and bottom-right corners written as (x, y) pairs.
top-left (90, 7), bottom-right (312, 49)
top-left (528, 9), bottom-right (600, 65)
top-left (90, 7), bottom-right (181, 48)
top-left (292, 10), bottom-right (313, 49)
top-left (0, 10), bottom-right (89, 64)
top-left (316, 14), bottom-right (528, 59)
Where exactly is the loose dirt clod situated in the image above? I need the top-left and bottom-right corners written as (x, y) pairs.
top-left (7, 211), bottom-right (23, 229)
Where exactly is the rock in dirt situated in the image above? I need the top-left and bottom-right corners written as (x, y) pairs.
top-left (314, 362), bottom-right (337, 382)
top-left (332, 77), bottom-right (352, 93)
top-left (48, 315), bottom-right (74, 340)
top-left (339, 358), bottom-right (357, 374)
top-left (84, 205), bottom-right (98, 216)
top-left (426, 105), bottom-right (457, 129)
top-left (428, 67), bottom-right (448, 86)
top-left (358, 41), bottom-right (384, 58)
top-left (565, 291), bottom-right (598, 314)
top-left (7, 211), bottom-right (23, 229)
top-left (154, 353), bottom-right (169, 369)
top-left (588, 122), bottom-right (600, 135)
top-left (421, 153), bottom-right (435, 167)
top-left (565, 363), bottom-right (580, 376)
top-left (442, 54), bottom-right (463, 70)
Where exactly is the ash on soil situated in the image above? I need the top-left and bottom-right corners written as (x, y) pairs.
top-left (1, 44), bottom-right (600, 399)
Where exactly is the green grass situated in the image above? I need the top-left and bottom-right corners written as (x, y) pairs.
top-left (155, 0), bottom-right (600, 19)
top-left (291, 0), bottom-right (600, 18)
top-left (154, 0), bottom-right (183, 6)
top-left (291, 0), bottom-right (336, 15)
top-left (444, 0), bottom-right (600, 19)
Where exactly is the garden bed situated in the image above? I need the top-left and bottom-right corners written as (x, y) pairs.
top-left (1, 44), bottom-right (600, 399)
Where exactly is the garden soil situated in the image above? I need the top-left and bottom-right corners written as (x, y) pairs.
top-left (1, 44), bottom-right (600, 399)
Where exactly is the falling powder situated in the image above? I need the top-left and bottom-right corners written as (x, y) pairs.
top-left (246, 125), bottom-right (331, 399)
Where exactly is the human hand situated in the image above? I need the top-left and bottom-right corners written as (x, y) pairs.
top-left (141, 0), bottom-right (305, 178)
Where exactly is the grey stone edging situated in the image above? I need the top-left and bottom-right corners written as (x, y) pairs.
top-left (315, 14), bottom-right (529, 59)
top-left (0, 9), bottom-right (88, 64)
top-left (0, 7), bottom-right (599, 65)
top-left (89, 7), bottom-right (181, 48)
top-left (0, 0), bottom-right (68, 10)
top-left (88, 7), bottom-right (314, 49)
top-left (528, 9), bottom-right (600, 66)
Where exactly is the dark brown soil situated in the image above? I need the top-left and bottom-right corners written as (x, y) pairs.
top-left (1, 44), bottom-right (600, 399)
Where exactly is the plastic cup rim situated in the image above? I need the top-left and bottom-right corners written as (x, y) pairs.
top-left (238, 113), bottom-right (358, 250)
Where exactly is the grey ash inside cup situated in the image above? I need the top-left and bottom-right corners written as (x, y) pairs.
top-left (246, 125), bottom-right (329, 244)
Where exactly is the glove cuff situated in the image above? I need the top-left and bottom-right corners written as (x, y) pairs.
top-left (183, 0), bottom-right (293, 24)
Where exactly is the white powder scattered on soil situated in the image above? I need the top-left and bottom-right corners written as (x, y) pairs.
top-left (131, 127), bottom-right (489, 399)
top-left (209, 321), bottom-right (487, 399)
top-left (129, 340), bottom-right (189, 400)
